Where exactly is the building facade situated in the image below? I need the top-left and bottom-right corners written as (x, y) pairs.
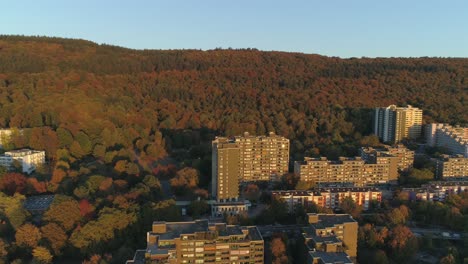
top-left (212, 132), bottom-right (289, 198)
top-left (133, 220), bottom-right (264, 264)
top-left (360, 144), bottom-right (414, 172)
top-left (212, 138), bottom-right (241, 202)
top-left (426, 124), bottom-right (468, 157)
top-left (0, 149), bottom-right (45, 174)
top-left (374, 105), bottom-right (423, 143)
top-left (402, 181), bottom-right (468, 202)
top-left (272, 187), bottom-right (382, 212)
top-left (303, 213), bottom-right (357, 262)
top-left (234, 132), bottom-right (289, 182)
top-left (435, 155), bottom-right (468, 179)
top-left (295, 156), bottom-right (397, 186)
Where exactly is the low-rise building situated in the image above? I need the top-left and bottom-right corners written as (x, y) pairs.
top-left (272, 187), bottom-right (382, 212)
top-left (303, 213), bottom-right (357, 262)
top-left (402, 181), bottom-right (468, 202)
top-left (211, 200), bottom-right (251, 217)
top-left (129, 220), bottom-right (264, 264)
top-left (0, 149), bottom-right (45, 174)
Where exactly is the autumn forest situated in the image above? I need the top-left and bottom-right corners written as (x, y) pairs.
top-left (0, 35), bottom-right (467, 263)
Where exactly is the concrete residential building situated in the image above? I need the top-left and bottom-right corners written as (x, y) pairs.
top-left (135, 220), bottom-right (264, 264)
top-left (402, 181), bottom-right (468, 202)
top-left (212, 138), bottom-right (241, 202)
top-left (303, 213), bottom-right (357, 263)
top-left (234, 132), bottom-right (289, 182)
top-left (272, 187), bottom-right (382, 212)
top-left (211, 138), bottom-right (250, 217)
top-left (426, 124), bottom-right (468, 157)
top-left (374, 105), bottom-right (423, 143)
top-left (0, 149), bottom-right (45, 174)
top-left (435, 155), bottom-right (468, 179)
top-left (212, 132), bottom-right (289, 199)
top-left (360, 145), bottom-right (414, 171)
top-left (295, 156), bottom-right (397, 186)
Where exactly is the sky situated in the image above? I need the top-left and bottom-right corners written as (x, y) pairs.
top-left (1, 0), bottom-right (467, 58)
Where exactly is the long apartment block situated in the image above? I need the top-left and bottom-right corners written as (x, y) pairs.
top-left (402, 181), bottom-right (468, 202)
top-left (272, 187), bottom-right (382, 212)
top-left (127, 220), bottom-right (264, 264)
top-left (295, 156), bottom-right (398, 186)
top-left (426, 123), bottom-right (468, 157)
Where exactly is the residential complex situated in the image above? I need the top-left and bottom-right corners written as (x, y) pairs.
top-left (0, 149), bottom-right (45, 174)
top-left (435, 155), bottom-right (468, 179)
top-left (295, 156), bottom-right (398, 186)
top-left (374, 105), bottom-right (423, 143)
top-left (272, 187), bottom-right (382, 212)
top-left (128, 220), bottom-right (264, 264)
top-left (360, 144), bottom-right (414, 172)
top-left (426, 123), bottom-right (468, 158)
top-left (402, 181), bottom-right (468, 202)
top-left (303, 213), bottom-right (357, 264)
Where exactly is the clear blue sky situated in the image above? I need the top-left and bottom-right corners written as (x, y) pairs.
top-left (1, 0), bottom-right (467, 57)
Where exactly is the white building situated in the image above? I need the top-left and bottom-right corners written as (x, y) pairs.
top-left (425, 123), bottom-right (468, 157)
top-left (0, 149), bottom-right (46, 174)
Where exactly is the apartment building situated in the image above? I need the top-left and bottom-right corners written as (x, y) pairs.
top-left (303, 213), bottom-right (357, 262)
top-left (374, 105), bottom-right (423, 143)
top-left (130, 220), bottom-right (264, 264)
top-left (212, 132), bottom-right (289, 197)
top-left (402, 181), bottom-right (468, 202)
top-left (272, 187), bottom-right (382, 212)
top-left (360, 144), bottom-right (414, 172)
top-left (435, 155), bottom-right (468, 179)
top-left (426, 124), bottom-right (468, 157)
top-left (295, 156), bottom-right (397, 186)
top-left (212, 138), bottom-right (241, 202)
top-left (234, 132), bottom-right (289, 182)
top-left (0, 149), bottom-right (45, 174)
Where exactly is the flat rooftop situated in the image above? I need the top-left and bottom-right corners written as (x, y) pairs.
top-left (309, 214), bottom-right (356, 229)
top-left (23, 195), bottom-right (55, 211)
top-left (153, 220), bottom-right (263, 241)
top-left (308, 251), bottom-right (353, 264)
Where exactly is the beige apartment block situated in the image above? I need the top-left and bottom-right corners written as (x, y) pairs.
top-left (134, 220), bottom-right (264, 264)
top-left (212, 132), bottom-right (289, 200)
top-left (435, 155), bottom-right (468, 179)
top-left (295, 156), bottom-right (397, 186)
top-left (361, 144), bottom-right (414, 172)
top-left (303, 213), bottom-right (357, 263)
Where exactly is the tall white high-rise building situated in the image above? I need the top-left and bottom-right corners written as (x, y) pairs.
top-left (374, 105), bottom-right (422, 143)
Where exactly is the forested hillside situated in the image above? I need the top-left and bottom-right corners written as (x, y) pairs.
top-left (0, 35), bottom-right (467, 263)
